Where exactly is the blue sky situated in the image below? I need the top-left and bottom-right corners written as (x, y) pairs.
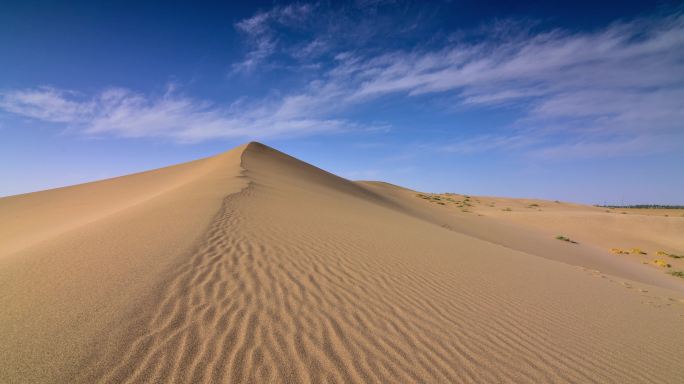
top-left (1, 0), bottom-right (683, 204)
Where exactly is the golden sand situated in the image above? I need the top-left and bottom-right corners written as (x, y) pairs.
top-left (1, 142), bottom-right (682, 383)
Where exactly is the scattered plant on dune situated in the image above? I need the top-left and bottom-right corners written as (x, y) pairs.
top-left (415, 193), bottom-right (465, 208)
top-left (669, 270), bottom-right (684, 278)
top-left (556, 235), bottom-right (578, 244)
top-left (652, 259), bottom-right (671, 268)
top-left (657, 251), bottom-right (683, 259)
top-left (611, 248), bottom-right (648, 255)
top-left (502, 207), bottom-right (512, 212)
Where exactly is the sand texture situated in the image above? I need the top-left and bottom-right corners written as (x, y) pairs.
top-left (1, 142), bottom-right (683, 383)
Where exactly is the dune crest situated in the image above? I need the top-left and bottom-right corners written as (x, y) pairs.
top-left (1, 142), bottom-right (683, 383)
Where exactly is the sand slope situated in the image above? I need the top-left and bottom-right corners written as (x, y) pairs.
top-left (360, 182), bottom-right (684, 291)
top-left (1, 142), bottom-right (683, 383)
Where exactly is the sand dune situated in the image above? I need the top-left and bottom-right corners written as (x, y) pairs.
top-left (1, 142), bottom-right (683, 383)
top-left (360, 182), bottom-right (684, 291)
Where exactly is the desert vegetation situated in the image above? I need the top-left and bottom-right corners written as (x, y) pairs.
top-left (598, 204), bottom-right (684, 209)
top-left (657, 251), bottom-right (683, 259)
top-left (414, 192), bottom-right (481, 212)
top-left (652, 259), bottom-right (672, 268)
top-left (610, 248), bottom-right (647, 255)
top-left (668, 270), bottom-right (684, 278)
top-left (555, 235), bottom-right (578, 244)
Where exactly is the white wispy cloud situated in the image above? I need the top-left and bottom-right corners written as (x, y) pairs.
top-left (232, 3), bottom-right (314, 73)
top-left (1, 7), bottom-right (682, 155)
top-left (0, 85), bottom-right (368, 142)
top-left (320, 12), bottom-right (684, 158)
top-left (532, 134), bottom-right (678, 160)
top-left (230, 8), bottom-right (684, 156)
top-left (440, 134), bottom-right (540, 155)
top-left (0, 87), bottom-right (94, 123)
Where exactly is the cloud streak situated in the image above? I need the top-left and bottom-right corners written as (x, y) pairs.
top-left (231, 3), bottom-right (313, 73)
top-left (0, 86), bottom-right (367, 142)
top-left (229, 7), bottom-right (684, 157)
top-left (334, 14), bottom-right (684, 138)
top-left (320, 14), bottom-right (684, 157)
top-left (1, 7), bottom-right (682, 156)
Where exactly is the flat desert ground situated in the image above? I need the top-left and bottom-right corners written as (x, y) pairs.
top-left (1, 142), bottom-right (683, 383)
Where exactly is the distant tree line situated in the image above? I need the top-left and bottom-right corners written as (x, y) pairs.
top-left (596, 204), bottom-right (684, 209)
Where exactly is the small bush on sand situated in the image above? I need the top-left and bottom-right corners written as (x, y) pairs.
top-left (668, 270), bottom-right (684, 278)
top-left (653, 259), bottom-right (671, 268)
top-left (502, 207), bottom-right (512, 212)
top-left (657, 251), bottom-right (683, 259)
top-left (556, 235), bottom-right (578, 244)
top-left (612, 248), bottom-right (648, 255)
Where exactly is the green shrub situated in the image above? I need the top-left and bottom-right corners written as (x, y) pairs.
top-left (556, 235), bottom-right (578, 244)
top-left (668, 270), bottom-right (684, 278)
